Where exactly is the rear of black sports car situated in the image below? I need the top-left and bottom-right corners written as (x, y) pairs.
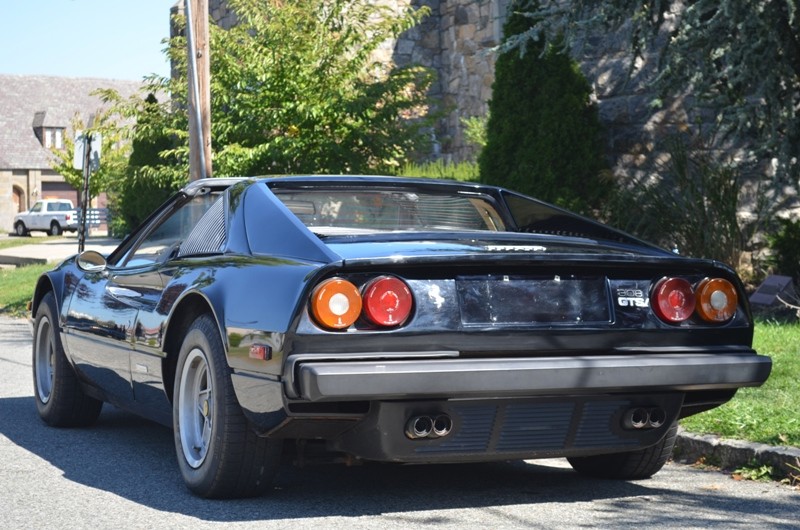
top-left (228, 178), bottom-right (771, 480)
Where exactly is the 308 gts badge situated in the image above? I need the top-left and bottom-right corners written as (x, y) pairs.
top-left (616, 288), bottom-right (649, 308)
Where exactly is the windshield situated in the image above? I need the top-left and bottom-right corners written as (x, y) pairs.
top-left (273, 188), bottom-right (506, 235)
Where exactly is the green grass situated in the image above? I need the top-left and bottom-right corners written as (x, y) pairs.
top-left (0, 263), bottom-right (52, 318)
top-left (680, 321), bottom-right (800, 446)
top-left (0, 236), bottom-right (60, 251)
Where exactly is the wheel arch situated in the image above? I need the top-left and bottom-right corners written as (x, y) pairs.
top-left (162, 291), bottom-right (224, 404)
top-left (31, 273), bottom-right (60, 320)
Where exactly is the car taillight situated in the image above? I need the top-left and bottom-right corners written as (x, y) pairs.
top-left (695, 278), bottom-right (738, 322)
top-left (310, 278), bottom-right (362, 330)
top-left (652, 277), bottom-right (695, 323)
top-left (362, 276), bottom-right (413, 327)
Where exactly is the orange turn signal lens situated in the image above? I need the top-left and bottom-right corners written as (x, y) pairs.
top-left (695, 278), bottom-right (738, 322)
top-left (310, 278), bottom-right (362, 330)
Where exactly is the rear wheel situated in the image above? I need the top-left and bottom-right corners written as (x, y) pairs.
top-left (49, 222), bottom-right (62, 236)
top-left (32, 292), bottom-right (103, 426)
top-left (14, 221), bottom-right (28, 237)
top-left (567, 421), bottom-right (678, 480)
top-left (173, 314), bottom-right (281, 498)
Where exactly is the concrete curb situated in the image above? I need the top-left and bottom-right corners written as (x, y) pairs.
top-left (0, 255), bottom-right (47, 267)
top-left (674, 428), bottom-right (800, 481)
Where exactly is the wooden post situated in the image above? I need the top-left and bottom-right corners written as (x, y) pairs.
top-left (186, 0), bottom-right (212, 181)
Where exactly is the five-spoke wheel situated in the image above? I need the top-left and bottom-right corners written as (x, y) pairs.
top-left (173, 314), bottom-right (281, 498)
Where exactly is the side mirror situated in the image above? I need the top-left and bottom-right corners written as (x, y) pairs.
top-left (76, 250), bottom-right (107, 273)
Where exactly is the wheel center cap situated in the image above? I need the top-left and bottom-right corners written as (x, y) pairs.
top-left (202, 400), bottom-right (209, 417)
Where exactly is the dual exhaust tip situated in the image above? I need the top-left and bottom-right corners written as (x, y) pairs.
top-left (624, 407), bottom-right (667, 430)
top-left (406, 407), bottom-right (665, 439)
top-left (405, 414), bottom-right (453, 440)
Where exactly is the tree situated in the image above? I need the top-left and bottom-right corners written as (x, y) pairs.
top-left (504, 0), bottom-right (800, 185)
top-left (479, 1), bottom-right (608, 215)
top-left (107, 0), bottom-right (435, 184)
top-left (112, 93), bottom-right (181, 233)
top-left (49, 100), bottom-right (130, 205)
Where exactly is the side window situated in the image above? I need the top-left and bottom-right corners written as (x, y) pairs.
top-left (31, 202), bottom-right (42, 213)
top-left (122, 193), bottom-right (220, 268)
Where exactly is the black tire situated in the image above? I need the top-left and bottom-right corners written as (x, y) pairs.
top-left (567, 421), bottom-right (678, 480)
top-left (14, 221), bottom-right (28, 237)
top-left (173, 314), bottom-right (281, 498)
top-left (32, 292), bottom-right (103, 427)
top-left (49, 222), bottom-right (62, 236)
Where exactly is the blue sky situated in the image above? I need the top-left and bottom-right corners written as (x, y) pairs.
top-left (1, 0), bottom-right (173, 81)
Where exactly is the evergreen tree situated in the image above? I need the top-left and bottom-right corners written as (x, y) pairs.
top-left (479, 1), bottom-right (608, 214)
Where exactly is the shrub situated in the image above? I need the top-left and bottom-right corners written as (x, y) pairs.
top-left (478, 0), bottom-right (609, 215)
top-left (398, 160), bottom-right (479, 182)
top-left (603, 132), bottom-right (756, 268)
top-left (767, 218), bottom-right (800, 283)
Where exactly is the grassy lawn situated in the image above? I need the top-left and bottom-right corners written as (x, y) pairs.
top-left (0, 235), bottom-right (59, 251)
top-left (0, 263), bottom-right (52, 318)
top-left (680, 321), bottom-right (800, 446)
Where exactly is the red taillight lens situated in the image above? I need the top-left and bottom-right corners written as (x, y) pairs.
top-left (362, 275), bottom-right (413, 327)
top-left (652, 277), bottom-right (695, 323)
top-left (310, 278), bottom-right (362, 330)
top-left (695, 278), bottom-right (738, 322)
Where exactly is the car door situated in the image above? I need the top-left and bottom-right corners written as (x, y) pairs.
top-left (28, 201), bottom-right (44, 230)
top-left (64, 190), bottom-right (221, 414)
top-left (63, 264), bottom-right (144, 403)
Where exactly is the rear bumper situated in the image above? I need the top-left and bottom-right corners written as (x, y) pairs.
top-left (288, 351), bottom-right (772, 402)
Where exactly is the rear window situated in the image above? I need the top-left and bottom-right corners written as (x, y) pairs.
top-left (46, 202), bottom-right (72, 212)
top-left (272, 188), bottom-right (506, 235)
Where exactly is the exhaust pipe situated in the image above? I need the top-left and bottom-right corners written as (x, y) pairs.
top-left (432, 414), bottom-right (453, 437)
top-left (648, 407), bottom-right (667, 428)
top-left (405, 416), bottom-right (433, 439)
top-left (623, 408), bottom-right (650, 430)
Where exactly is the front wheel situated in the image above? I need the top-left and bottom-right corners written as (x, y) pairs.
top-left (173, 314), bottom-right (281, 498)
top-left (33, 292), bottom-right (103, 426)
top-left (14, 221), bottom-right (28, 237)
top-left (567, 421), bottom-right (678, 480)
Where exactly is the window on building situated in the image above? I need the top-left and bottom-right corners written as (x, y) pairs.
top-left (42, 128), bottom-right (65, 150)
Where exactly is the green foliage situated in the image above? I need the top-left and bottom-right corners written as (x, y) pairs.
top-left (766, 218), bottom-right (800, 283)
top-left (110, 93), bottom-right (184, 236)
top-left (734, 461), bottom-right (776, 482)
top-left (479, 1), bottom-right (609, 215)
top-left (506, 0), bottom-right (800, 185)
top-left (398, 160), bottom-right (479, 182)
top-left (603, 132), bottom-right (755, 266)
top-left (107, 0), bottom-right (435, 185)
top-left (461, 115), bottom-right (488, 151)
top-left (48, 94), bottom-right (130, 203)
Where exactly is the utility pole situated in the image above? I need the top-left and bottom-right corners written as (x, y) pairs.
top-left (185, 0), bottom-right (212, 181)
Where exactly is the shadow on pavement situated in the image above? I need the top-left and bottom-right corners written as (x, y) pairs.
top-left (0, 394), bottom-right (797, 525)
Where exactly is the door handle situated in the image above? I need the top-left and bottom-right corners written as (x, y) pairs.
top-left (106, 286), bottom-right (142, 299)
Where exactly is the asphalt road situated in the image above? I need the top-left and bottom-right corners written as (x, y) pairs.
top-left (0, 316), bottom-right (796, 529)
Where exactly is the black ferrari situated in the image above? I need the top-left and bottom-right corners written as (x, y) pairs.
top-left (31, 176), bottom-right (771, 498)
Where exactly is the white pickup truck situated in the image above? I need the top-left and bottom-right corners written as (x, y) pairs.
top-left (13, 199), bottom-right (79, 237)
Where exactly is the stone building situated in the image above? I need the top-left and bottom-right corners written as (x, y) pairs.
top-left (0, 75), bottom-right (140, 232)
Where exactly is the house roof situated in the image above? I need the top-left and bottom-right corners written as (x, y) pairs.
top-left (0, 74), bottom-right (142, 170)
